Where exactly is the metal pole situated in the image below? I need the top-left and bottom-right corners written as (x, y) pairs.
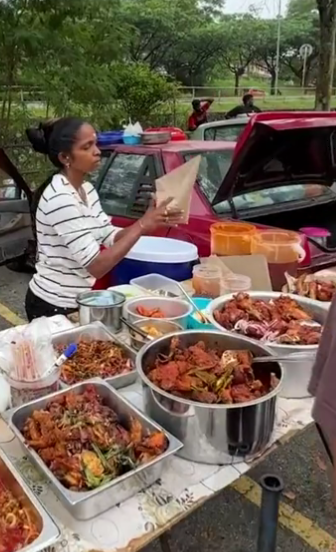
top-left (274, 0), bottom-right (282, 96)
top-left (302, 50), bottom-right (307, 91)
top-left (257, 474), bottom-right (284, 552)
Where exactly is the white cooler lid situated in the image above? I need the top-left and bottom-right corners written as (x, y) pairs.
top-left (125, 236), bottom-right (198, 263)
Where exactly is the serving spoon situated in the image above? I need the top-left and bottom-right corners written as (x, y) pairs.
top-left (252, 351), bottom-right (316, 364)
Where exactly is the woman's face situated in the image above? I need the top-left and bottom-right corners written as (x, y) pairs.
top-left (66, 123), bottom-right (101, 174)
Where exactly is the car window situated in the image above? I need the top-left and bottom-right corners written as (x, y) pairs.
top-left (184, 150), bottom-right (234, 203)
top-left (98, 153), bottom-right (146, 215)
top-left (0, 171), bottom-right (21, 199)
top-left (204, 124), bottom-right (246, 142)
top-left (214, 184), bottom-right (333, 215)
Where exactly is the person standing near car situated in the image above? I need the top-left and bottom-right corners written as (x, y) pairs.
top-left (187, 98), bottom-right (214, 131)
top-left (308, 294), bottom-right (336, 552)
top-left (25, 117), bottom-right (183, 321)
top-left (225, 93), bottom-right (261, 119)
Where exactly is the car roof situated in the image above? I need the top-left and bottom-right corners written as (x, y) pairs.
top-left (196, 118), bottom-right (249, 130)
top-left (109, 140), bottom-right (236, 154)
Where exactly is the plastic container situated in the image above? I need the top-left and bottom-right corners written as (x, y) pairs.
top-left (111, 237), bottom-right (199, 285)
top-left (145, 126), bottom-right (187, 141)
top-left (187, 297), bottom-right (215, 330)
top-left (210, 222), bottom-right (257, 256)
top-left (299, 226), bottom-right (331, 247)
top-left (97, 131), bottom-right (124, 146)
top-left (130, 273), bottom-right (182, 298)
top-left (125, 296), bottom-right (193, 328)
top-left (6, 371), bottom-right (60, 408)
top-left (251, 230), bottom-right (305, 291)
top-left (123, 135), bottom-right (141, 145)
top-left (192, 264), bottom-right (221, 298)
top-left (222, 273), bottom-right (251, 293)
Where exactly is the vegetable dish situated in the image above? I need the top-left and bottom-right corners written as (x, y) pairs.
top-left (0, 479), bottom-right (39, 552)
top-left (214, 293), bottom-right (321, 345)
top-left (22, 385), bottom-right (168, 491)
top-left (147, 336), bottom-right (279, 404)
top-left (58, 340), bottom-right (134, 384)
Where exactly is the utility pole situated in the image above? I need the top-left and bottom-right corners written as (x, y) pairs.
top-left (274, 0), bottom-right (282, 96)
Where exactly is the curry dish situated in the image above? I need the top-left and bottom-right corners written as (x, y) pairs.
top-left (59, 339), bottom-right (134, 384)
top-left (0, 480), bottom-right (39, 552)
top-left (147, 336), bottom-right (279, 404)
top-left (214, 293), bottom-right (321, 345)
top-left (136, 306), bottom-right (165, 318)
top-left (22, 386), bottom-right (168, 491)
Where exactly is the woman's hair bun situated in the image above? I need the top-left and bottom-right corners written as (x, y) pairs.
top-left (26, 119), bottom-right (58, 155)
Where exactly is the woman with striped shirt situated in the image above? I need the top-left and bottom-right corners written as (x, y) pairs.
top-left (25, 117), bottom-right (183, 321)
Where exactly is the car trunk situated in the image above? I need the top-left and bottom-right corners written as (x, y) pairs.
top-left (244, 197), bottom-right (336, 250)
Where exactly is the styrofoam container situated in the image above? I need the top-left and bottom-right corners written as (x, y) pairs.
top-left (111, 237), bottom-right (198, 285)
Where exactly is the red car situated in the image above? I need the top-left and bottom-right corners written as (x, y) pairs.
top-left (1, 111), bottom-right (336, 282)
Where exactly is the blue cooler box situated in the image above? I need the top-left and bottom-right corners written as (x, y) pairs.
top-left (111, 236), bottom-right (198, 285)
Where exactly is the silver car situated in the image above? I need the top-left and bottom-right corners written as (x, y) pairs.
top-left (190, 116), bottom-right (249, 142)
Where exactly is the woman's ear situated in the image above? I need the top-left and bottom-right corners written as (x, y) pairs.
top-left (58, 152), bottom-right (70, 168)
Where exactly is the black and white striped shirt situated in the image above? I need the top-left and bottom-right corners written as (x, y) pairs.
top-left (30, 174), bottom-right (119, 308)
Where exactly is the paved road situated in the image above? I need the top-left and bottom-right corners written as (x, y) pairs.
top-left (0, 266), bottom-right (334, 552)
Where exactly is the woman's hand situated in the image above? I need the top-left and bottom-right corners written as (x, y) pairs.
top-left (139, 197), bottom-right (184, 233)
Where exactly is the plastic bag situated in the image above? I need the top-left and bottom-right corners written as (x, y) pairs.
top-left (155, 155), bottom-right (201, 224)
top-left (123, 119), bottom-right (143, 137)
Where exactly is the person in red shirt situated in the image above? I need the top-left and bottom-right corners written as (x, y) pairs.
top-left (187, 98), bottom-right (214, 131)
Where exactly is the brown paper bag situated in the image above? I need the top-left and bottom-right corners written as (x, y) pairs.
top-left (155, 155), bottom-right (201, 224)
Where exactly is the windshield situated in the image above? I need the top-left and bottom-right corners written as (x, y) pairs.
top-left (184, 150), bottom-right (233, 203)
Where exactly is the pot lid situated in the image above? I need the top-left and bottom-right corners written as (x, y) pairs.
top-left (212, 112), bottom-right (336, 206)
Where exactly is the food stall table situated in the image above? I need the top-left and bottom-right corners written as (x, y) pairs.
top-left (0, 382), bottom-right (314, 552)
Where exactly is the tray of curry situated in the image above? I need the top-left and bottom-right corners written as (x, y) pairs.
top-left (0, 448), bottom-right (60, 552)
top-left (8, 379), bottom-right (183, 520)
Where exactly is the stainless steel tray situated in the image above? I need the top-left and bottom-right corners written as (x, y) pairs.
top-left (0, 448), bottom-right (60, 552)
top-left (9, 379), bottom-right (183, 520)
top-left (53, 321), bottom-right (137, 389)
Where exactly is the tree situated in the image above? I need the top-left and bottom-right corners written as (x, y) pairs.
top-left (315, 0), bottom-right (336, 110)
top-left (287, 0), bottom-right (317, 17)
top-left (218, 15), bottom-right (258, 95)
top-left (111, 62), bottom-right (178, 124)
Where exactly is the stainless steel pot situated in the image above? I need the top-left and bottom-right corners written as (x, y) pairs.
top-left (76, 290), bottom-right (125, 333)
top-left (209, 292), bottom-right (329, 399)
top-left (136, 330), bottom-right (283, 464)
top-left (141, 131), bottom-right (171, 144)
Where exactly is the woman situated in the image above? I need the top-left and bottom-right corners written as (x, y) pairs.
top-left (25, 117), bottom-right (183, 321)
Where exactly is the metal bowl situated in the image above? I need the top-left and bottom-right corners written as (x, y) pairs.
top-left (125, 296), bottom-right (193, 328)
top-left (208, 292), bottom-right (329, 399)
top-left (129, 318), bottom-right (184, 351)
top-left (136, 330), bottom-right (283, 464)
top-left (77, 290), bottom-right (125, 333)
top-left (141, 131), bottom-right (171, 144)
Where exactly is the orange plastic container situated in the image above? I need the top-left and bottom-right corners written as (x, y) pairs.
top-left (250, 230), bottom-right (305, 290)
top-left (210, 222), bottom-right (257, 256)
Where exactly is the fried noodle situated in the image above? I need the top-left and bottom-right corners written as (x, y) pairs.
top-left (59, 340), bottom-right (134, 384)
top-left (0, 479), bottom-right (39, 552)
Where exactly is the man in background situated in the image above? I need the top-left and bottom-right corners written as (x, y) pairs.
top-left (225, 93), bottom-right (261, 119)
top-left (187, 98), bottom-right (214, 131)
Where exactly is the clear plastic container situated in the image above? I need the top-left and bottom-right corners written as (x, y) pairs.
top-left (6, 371), bottom-right (60, 408)
top-left (210, 222), bottom-right (257, 256)
top-left (223, 274), bottom-right (251, 293)
top-left (251, 230), bottom-right (305, 291)
top-left (130, 273), bottom-right (182, 298)
top-left (192, 264), bottom-right (221, 298)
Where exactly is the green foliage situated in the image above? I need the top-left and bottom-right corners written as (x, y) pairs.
top-left (111, 63), bottom-right (178, 124)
